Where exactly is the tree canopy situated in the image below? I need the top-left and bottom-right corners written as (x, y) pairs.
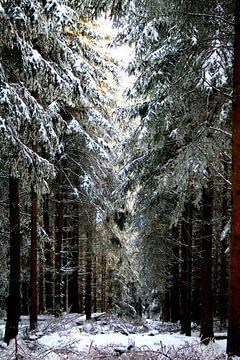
top-left (0, 0), bottom-right (239, 356)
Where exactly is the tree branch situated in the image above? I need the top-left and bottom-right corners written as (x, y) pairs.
top-left (209, 126), bottom-right (231, 138)
top-left (178, 12), bottom-right (234, 26)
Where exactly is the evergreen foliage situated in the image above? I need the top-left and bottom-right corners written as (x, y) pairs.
top-left (0, 0), bottom-right (124, 341)
top-left (0, 0), bottom-right (237, 353)
top-left (114, 0), bottom-right (233, 332)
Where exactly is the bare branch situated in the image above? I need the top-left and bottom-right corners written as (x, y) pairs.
top-left (209, 126), bottom-right (231, 138)
top-left (178, 12), bottom-right (234, 26)
top-left (201, 77), bottom-right (233, 100)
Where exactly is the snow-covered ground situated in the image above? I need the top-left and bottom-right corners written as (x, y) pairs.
top-left (0, 313), bottom-right (227, 359)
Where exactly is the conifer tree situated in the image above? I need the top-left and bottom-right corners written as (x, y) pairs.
top-left (1, 0), bottom-right (120, 339)
top-left (115, 0), bottom-right (233, 325)
top-left (227, 0), bottom-right (240, 355)
top-left (4, 177), bottom-right (21, 345)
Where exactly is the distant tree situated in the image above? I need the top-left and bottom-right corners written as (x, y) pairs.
top-left (0, 171), bottom-right (9, 314)
top-left (180, 199), bottom-right (192, 336)
top-left (54, 159), bottom-right (65, 315)
top-left (101, 249), bottom-right (107, 312)
top-left (85, 226), bottom-right (93, 320)
top-left (4, 177), bottom-right (21, 345)
top-left (43, 193), bottom-right (55, 313)
top-left (169, 226), bottom-right (180, 323)
top-left (227, 0), bottom-right (240, 356)
top-left (30, 167), bottom-right (38, 330)
top-left (29, 140), bottom-right (38, 330)
top-left (219, 165), bottom-right (230, 327)
top-left (200, 181), bottom-right (214, 344)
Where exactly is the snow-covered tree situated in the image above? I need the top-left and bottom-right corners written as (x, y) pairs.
top-left (227, 0), bottom-right (240, 355)
top-left (0, 0), bottom-right (122, 342)
top-left (114, 0), bottom-right (233, 336)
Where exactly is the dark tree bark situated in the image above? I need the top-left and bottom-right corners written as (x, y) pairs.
top-left (101, 250), bottom-right (107, 312)
top-left (85, 230), bottom-right (92, 320)
top-left (180, 201), bottom-right (192, 336)
top-left (136, 296), bottom-right (142, 318)
top-left (38, 241), bottom-right (45, 314)
top-left (30, 184), bottom-right (38, 330)
top-left (55, 167), bottom-right (64, 315)
top-left (108, 268), bottom-right (113, 310)
top-left (162, 289), bottom-right (170, 322)
top-left (68, 219), bottom-right (80, 313)
top-left (170, 227), bottom-right (180, 323)
top-left (219, 170), bottom-right (229, 328)
top-left (220, 234), bottom-right (228, 326)
top-left (227, 1), bottom-right (240, 355)
top-left (191, 214), bottom-right (201, 325)
top-left (200, 184), bottom-right (214, 344)
top-left (92, 256), bottom-right (97, 313)
top-left (4, 176), bottom-right (21, 345)
top-left (78, 223), bottom-right (85, 314)
top-left (43, 194), bottom-right (55, 313)
top-left (61, 206), bottom-right (69, 312)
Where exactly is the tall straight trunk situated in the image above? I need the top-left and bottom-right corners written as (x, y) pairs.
top-left (30, 142), bottom-right (38, 329)
top-left (101, 250), bottom-right (107, 313)
top-left (136, 296), bottom-right (142, 317)
top-left (227, 1), bottom-right (240, 355)
top-left (200, 184), bottom-right (214, 344)
top-left (180, 201), bottom-right (192, 336)
top-left (30, 183), bottom-right (38, 329)
top-left (4, 176), bottom-right (21, 345)
top-left (162, 289), bottom-right (170, 322)
top-left (55, 167), bottom-right (64, 315)
top-left (212, 236), bottom-right (219, 319)
top-left (62, 206), bottom-right (69, 312)
top-left (68, 218), bottom-right (80, 313)
top-left (78, 223), bottom-right (85, 314)
top-left (92, 256), bottom-right (97, 313)
top-left (108, 268), bottom-right (113, 310)
top-left (220, 234), bottom-right (228, 326)
top-left (43, 194), bottom-right (55, 313)
top-left (220, 171), bottom-right (228, 328)
top-left (170, 226), bottom-right (180, 323)
top-left (191, 214), bottom-right (201, 325)
top-left (85, 230), bottom-right (92, 320)
top-left (21, 282), bottom-right (29, 315)
top-left (38, 241), bottom-right (45, 314)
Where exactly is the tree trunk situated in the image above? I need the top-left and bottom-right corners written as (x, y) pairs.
top-left (38, 240), bottom-right (45, 314)
top-left (101, 250), bottom-right (107, 313)
top-left (61, 206), bottom-right (69, 312)
top-left (220, 235), bottom-right (228, 326)
top-left (200, 184), bottom-right (214, 344)
top-left (170, 227), bottom-right (180, 323)
top-left (68, 216), bottom-right (79, 313)
top-left (78, 223), bottom-right (85, 314)
top-left (180, 201), bottom-right (192, 336)
top-left (43, 194), bottom-right (55, 313)
top-left (192, 214), bottom-right (201, 325)
top-left (227, 1), bottom-right (240, 355)
top-left (30, 183), bottom-right (38, 329)
top-left (219, 171), bottom-right (229, 328)
top-left (4, 176), bottom-right (21, 345)
top-left (108, 268), bottom-right (113, 310)
top-left (85, 230), bottom-right (92, 320)
top-left (55, 167), bottom-right (64, 315)
top-left (92, 256), bottom-right (97, 313)
top-left (136, 296), bottom-right (142, 318)
top-left (162, 289), bottom-right (170, 322)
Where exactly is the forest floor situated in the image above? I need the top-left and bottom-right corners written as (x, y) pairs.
top-left (0, 312), bottom-right (228, 359)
